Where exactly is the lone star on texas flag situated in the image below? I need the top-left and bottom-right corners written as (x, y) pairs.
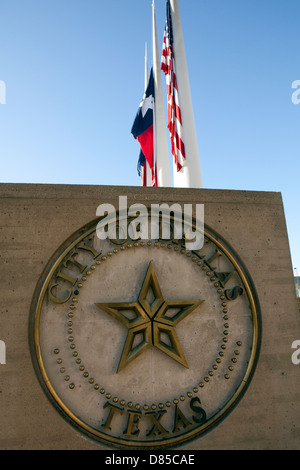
top-left (141, 94), bottom-right (154, 118)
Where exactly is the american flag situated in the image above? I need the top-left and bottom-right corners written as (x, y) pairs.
top-left (161, 0), bottom-right (186, 171)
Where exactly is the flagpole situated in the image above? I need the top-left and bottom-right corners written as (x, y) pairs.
top-left (152, 0), bottom-right (172, 187)
top-left (145, 43), bottom-right (148, 90)
top-left (144, 42), bottom-right (153, 187)
top-left (169, 0), bottom-right (203, 188)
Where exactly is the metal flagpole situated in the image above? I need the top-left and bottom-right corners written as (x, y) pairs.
top-left (169, 0), bottom-right (203, 188)
top-left (145, 43), bottom-right (148, 91)
top-left (144, 43), bottom-right (153, 187)
top-left (152, 0), bottom-right (172, 187)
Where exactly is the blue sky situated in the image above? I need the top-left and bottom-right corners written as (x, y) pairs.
top-left (0, 0), bottom-right (299, 276)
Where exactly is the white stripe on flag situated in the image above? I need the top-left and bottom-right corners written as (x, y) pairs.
top-left (161, 2), bottom-right (186, 172)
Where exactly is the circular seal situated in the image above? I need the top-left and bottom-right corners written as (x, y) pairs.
top-left (30, 211), bottom-right (261, 449)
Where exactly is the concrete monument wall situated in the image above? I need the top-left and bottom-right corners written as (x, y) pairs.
top-left (0, 183), bottom-right (299, 450)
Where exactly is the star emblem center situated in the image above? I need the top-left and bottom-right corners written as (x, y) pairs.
top-left (95, 262), bottom-right (204, 373)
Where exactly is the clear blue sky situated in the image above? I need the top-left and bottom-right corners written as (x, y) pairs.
top-left (0, 0), bottom-right (299, 276)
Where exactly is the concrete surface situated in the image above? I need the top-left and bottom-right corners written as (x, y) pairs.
top-left (0, 183), bottom-right (299, 450)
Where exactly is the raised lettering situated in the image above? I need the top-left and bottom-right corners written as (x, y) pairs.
top-left (173, 405), bottom-right (192, 433)
top-left (102, 402), bottom-right (124, 430)
top-left (48, 283), bottom-right (72, 304)
top-left (225, 286), bottom-right (245, 301)
top-left (63, 252), bottom-right (87, 273)
top-left (205, 249), bottom-right (222, 270)
top-left (145, 410), bottom-right (169, 437)
top-left (216, 271), bottom-right (235, 287)
top-left (123, 410), bottom-right (142, 437)
top-left (77, 241), bottom-right (101, 259)
top-left (190, 397), bottom-right (207, 424)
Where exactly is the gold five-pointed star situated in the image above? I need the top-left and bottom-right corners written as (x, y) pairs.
top-left (95, 262), bottom-right (204, 373)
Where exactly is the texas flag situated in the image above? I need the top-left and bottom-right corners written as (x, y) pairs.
top-left (131, 68), bottom-right (157, 186)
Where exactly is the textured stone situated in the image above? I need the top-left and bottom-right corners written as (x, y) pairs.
top-left (0, 183), bottom-right (299, 450)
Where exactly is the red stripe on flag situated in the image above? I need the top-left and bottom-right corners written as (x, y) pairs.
top-left (136, 125), bottom-right (157, 186)
top-left (161, 7), bottom-right (186, 172)
top-left (137, 125), bottom-right (154, 170)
